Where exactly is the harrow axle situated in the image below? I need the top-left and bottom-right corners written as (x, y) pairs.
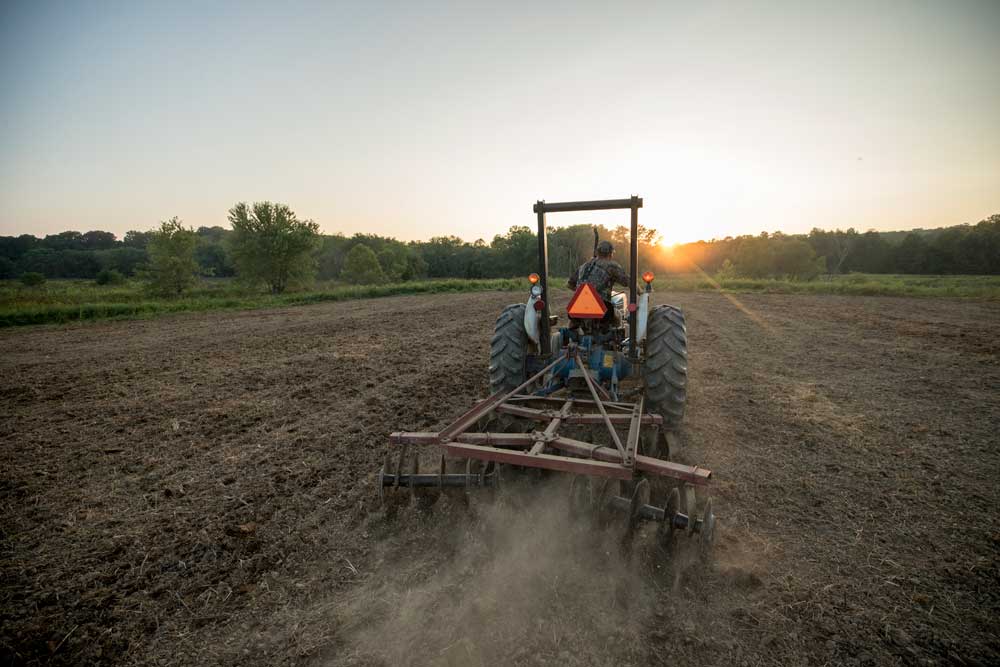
top-left (606, 495), bottom-right (695, 531)
top-left (378, 471), bottom-right (500, 490)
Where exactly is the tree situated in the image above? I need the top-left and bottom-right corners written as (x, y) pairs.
top-left (377, 246), bottom-right (408, 281)
top-left (95, 268), bottom-right (126, 285)
top-left (808, 228), bottom-right (856, 274)
top-left (81, 230), bottom-right (117, 249)
top-left (96, 247), bottom-right (147, 276)
top-left (228, 201), bottom-right (320, 293)
top-left (489, 226), bottom-right (536, 276)
top-left (845, 231), bottom-right (892, 273)
top-left (194, 241), bottom-right (233, 277)
top-left (19, 271), bottom-right (45, 287)
top-left (316, 234), bottom-right (351, 280)
top-left (16, 249), bottom-right (61, 277)
top-left (772, 238), bottom-right (823, 279)
top-left (42, 231), bottom-right (84, 251)
top-left (343, 244), bottom-right (385, 284)
top-left (123, 230), bottom-right (154, 248)
top-left (144, 217), bottom-right (199, 295)
top-left (0, 234), bottom-right (39, 261)
top-left (894, 233), bottom-right (929, 274)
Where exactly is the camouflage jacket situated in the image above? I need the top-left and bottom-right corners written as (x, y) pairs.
top-left (567, 257), bottom-right (629, 299)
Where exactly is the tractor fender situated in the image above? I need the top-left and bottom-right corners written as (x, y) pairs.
top-left (524, 294), bottom-right (541, 345)
top-left (636, 290), bottom-right (650, 344)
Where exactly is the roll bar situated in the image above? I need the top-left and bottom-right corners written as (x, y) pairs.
top-left (533, 196), bottom-right (643, 360)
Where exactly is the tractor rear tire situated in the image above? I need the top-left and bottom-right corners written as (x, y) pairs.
top-left (643, 304), bottom-right (688, 429)
top-left (489, 303), bottom-right (529, 394)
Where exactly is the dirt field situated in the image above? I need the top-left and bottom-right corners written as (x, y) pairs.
top-left (2, 290), bottom-right (999, 666)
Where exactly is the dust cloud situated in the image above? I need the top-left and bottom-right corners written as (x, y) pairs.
top-left (328, 478), bottom-right (666, 666)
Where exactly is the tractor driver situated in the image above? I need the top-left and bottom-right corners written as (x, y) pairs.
top-left (567, 240), bottom-right (629, 322)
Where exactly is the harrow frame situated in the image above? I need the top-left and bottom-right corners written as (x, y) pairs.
top-left (387, 350), bottom-right (711, 488)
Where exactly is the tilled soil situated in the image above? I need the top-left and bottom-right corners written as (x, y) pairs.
top-left (1, 290), bottom-right (998, 666)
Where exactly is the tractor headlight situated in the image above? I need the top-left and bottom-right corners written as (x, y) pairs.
top-left (530, 284), bottom-right (542, 297)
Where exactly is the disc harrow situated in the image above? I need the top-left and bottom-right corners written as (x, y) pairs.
top-left (378, 346), bottom-right (716, 558)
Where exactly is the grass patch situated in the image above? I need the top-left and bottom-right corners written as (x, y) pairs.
top-left (657, 273), bottom-right (1000, 299)
top-left (0, 278), bottom-right (525, 328)
top-left (3, 273), bottom-right (996, 328)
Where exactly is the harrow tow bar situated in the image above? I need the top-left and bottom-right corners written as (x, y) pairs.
top-left (574, 351), bottom-right (627, 464)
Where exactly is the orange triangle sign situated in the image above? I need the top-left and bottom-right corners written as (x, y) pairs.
top-left (567, 283), bottom-right (607, 319)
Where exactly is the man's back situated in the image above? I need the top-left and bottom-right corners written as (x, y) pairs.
top-left (568, 256), bottom-right (628, 300)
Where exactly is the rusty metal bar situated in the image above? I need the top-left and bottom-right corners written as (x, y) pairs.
top-left (391, 432), bottom-right (533, 447)
top-left (544, 400), bottom-right (573, 439)
top-left (390, 431), bottom-right (710, 484)
top-left (548, 435), bottom-right (711, 486)
top-left (437, 355), bottom-right (563, 442)
top-left (566, 412), bottom-right (660, 425)
top-left (637, 456), bottom-right (710, 485)
top-left (493, 404), bottom-right (550, 421)
top-left (442, 441), bottom-right (633, 479)
top-left (584, 367), bottom-right (613, 402)
top-left (530, 399), bottom-right (573, 455)
top-left (574, 352), bottom-right (626, 460)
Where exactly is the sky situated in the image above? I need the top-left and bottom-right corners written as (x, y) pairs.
top-left (1, 1), bottom-right (998, 245)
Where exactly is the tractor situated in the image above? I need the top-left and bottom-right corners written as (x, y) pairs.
top-left (380, 196), bottom-right (714, 555)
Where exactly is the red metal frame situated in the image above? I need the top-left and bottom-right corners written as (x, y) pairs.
top-left (388, 369), bottom-right (712, 487)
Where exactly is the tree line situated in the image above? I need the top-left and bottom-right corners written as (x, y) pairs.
top-left (671, 217), bottom-right (1000, 278)
top-left (2, 206), bottom-right (997, 291)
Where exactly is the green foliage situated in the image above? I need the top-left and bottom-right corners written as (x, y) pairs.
top-left (95, 268), bottom-right (125, 286)
top-left (193, 226), bottom-right (234, 277)
top-left (123, 230), bottom-right (153, 249)
top-left (228, 202), bottom-right (320, 293)
top-left (2, 213), bottom-right (998, 286)
top-left (144, 218), bottom-right (199, 296)
top-left (658, 273), bottom-right (1000, 299)
top-left (343, 244), bottom-right (385, 284)
top-left (0, 277), bottom-right (524, 327)
top-left (19, 272), bottom-right (45, 287)
top-left (716, 259), bottom-right (737, 280)
top-left (729, 235), bottom-right (823, 279)
top-left (488, 226), bottom-right (537, 276)
top-left (417, 236), bottom-right (491, 278)
top-left (95, 247), bottom-right (146, 276)
top-left (667, 215), bottom-right (1000, 278)
top-left (377, 246), bottom-right (408, 281)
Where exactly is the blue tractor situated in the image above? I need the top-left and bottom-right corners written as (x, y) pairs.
top-left (489, 196), bottom-right (688, 431)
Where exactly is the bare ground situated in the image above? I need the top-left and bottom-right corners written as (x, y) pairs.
top-left (1, 290), bottom-right (998, 666)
